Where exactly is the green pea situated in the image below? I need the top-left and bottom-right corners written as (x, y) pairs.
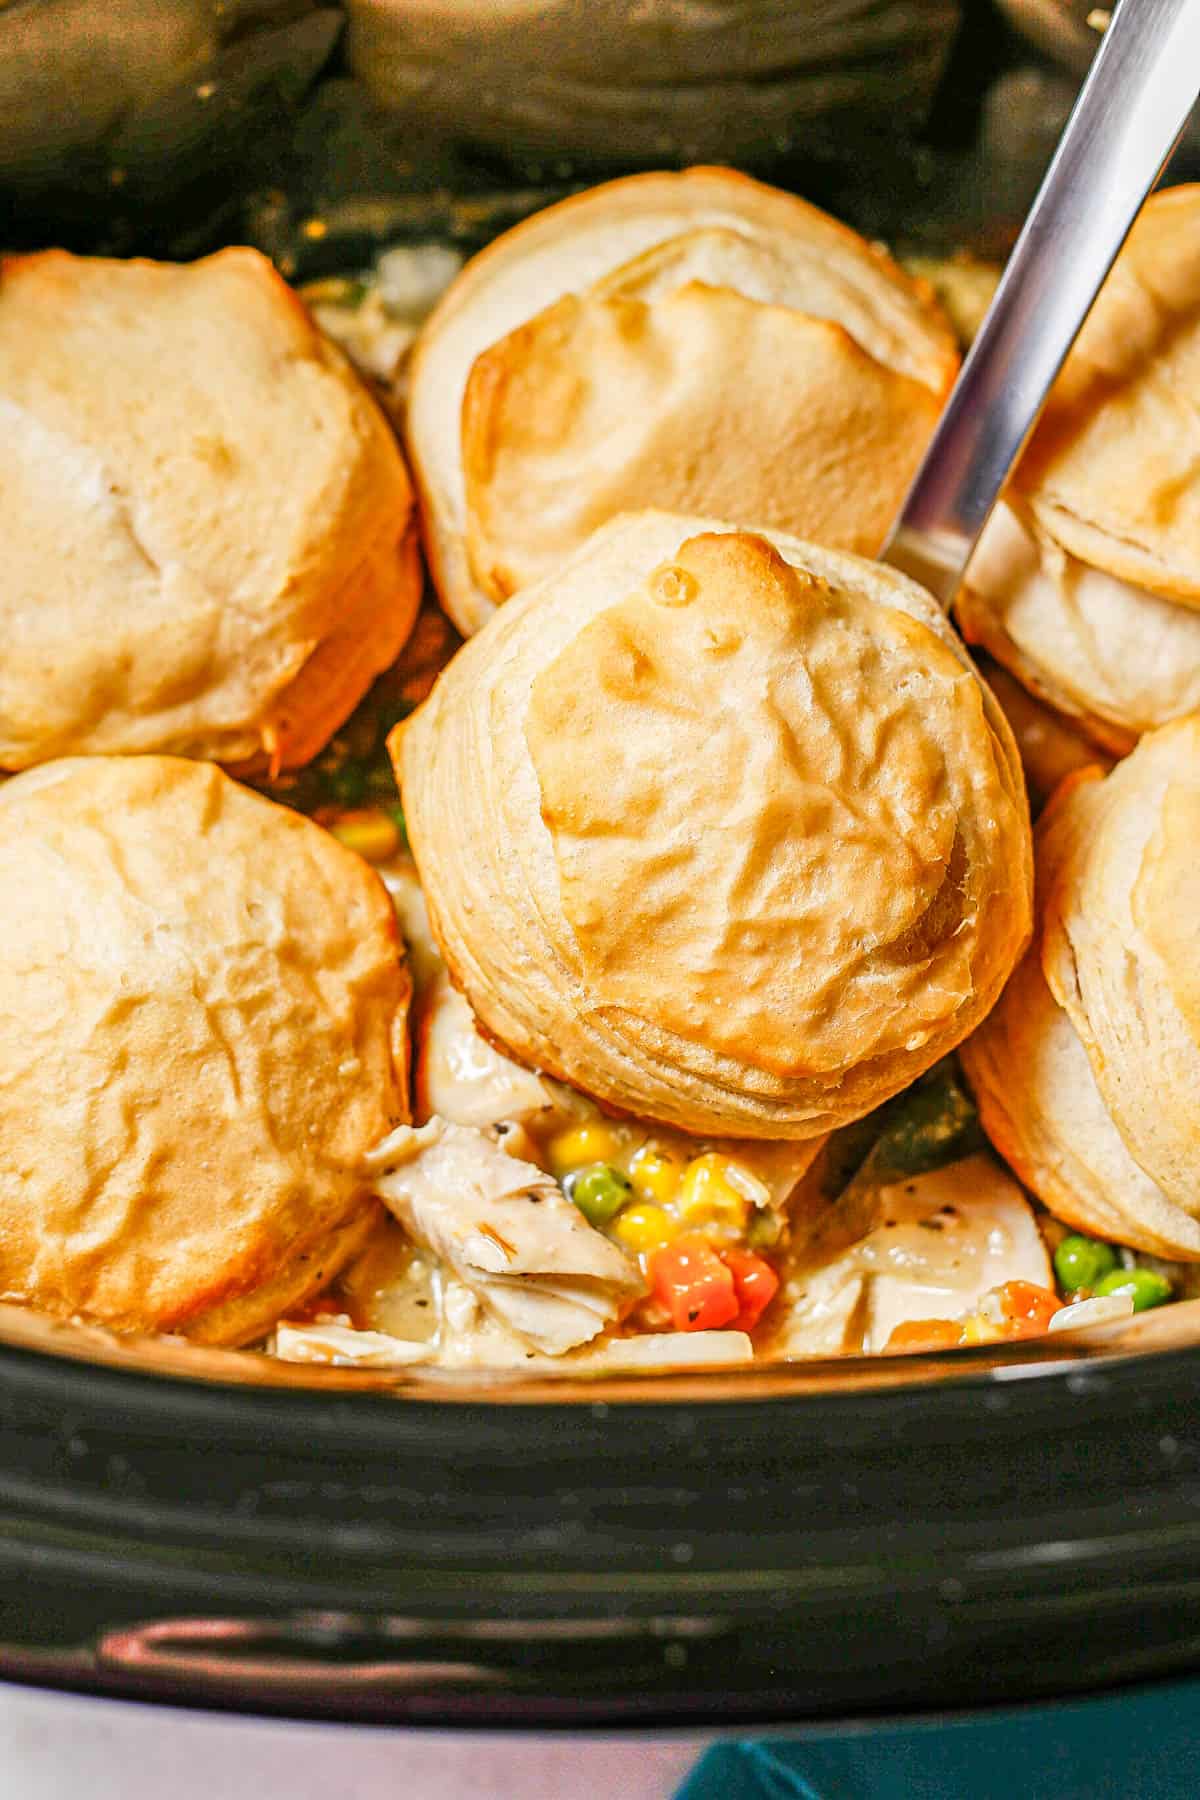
top-left (1093, 1267), bottom-right (1173, 1312)
top-left (1054, 1233), bottom-right (1119, 1295)
top-left (564, 1162), bottom-right (631, 1228)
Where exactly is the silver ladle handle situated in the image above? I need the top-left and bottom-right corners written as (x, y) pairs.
top-left (883, 0), bottom-right (1200, 608)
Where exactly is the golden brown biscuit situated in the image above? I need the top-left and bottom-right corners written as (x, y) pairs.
top-left (976, 654), bottom-right (1115, 813)
top-left (962, 721), bottom-right (1200, 1259)
top-left (958, 187), bottom-right (1200, 748)
top-left (0, 757), bottom-right (412, 1342)
top-left (0, 248), bottom-right (422, 772)
top-left (406, 168), bottom-right (958, 635)
top-left (396, 511), bottom-right (1031, 1140)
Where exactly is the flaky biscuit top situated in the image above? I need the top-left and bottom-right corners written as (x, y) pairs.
top-left (0, 247), bottom-right (421, 771)
top-left (0, 757), bottom-right (411, 1342)
top-left (1043, 717), bottom-right (1200, 1211)
top-left (958, 188), bottom-right (1200, 747)
top-left (406, 167), bottom-right (957, 635)
top-left (397, 511), bottom-right (1031, 1139)
top-left (962, 764), bottom-right (1200, 1260)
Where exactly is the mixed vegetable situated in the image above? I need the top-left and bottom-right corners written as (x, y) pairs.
top-left (881, 1224), bottom-right (1174, 1356)
top-left (542, 1120), bottom-right (782, 1334)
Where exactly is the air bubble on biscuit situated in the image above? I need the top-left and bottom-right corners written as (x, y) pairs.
top-left (649, 564), bottom-right (697, 607)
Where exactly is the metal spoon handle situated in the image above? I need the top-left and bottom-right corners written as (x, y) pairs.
top-left (884, 0), bottom-right (1200, 607)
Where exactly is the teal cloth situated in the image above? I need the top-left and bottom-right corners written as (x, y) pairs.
top-left (675, 1679), bottom-right (1200, 1799)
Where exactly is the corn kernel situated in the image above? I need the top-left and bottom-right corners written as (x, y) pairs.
top-left (629, 1146), bottom-right (681, 1206)
top-left (329, 808), bottom-right (400, 863)
top-left (675, 1154), bottom-right (752, 1235)
top-left (547, 1120), bottom-right (623, 1176)
top-left (613, 1202), bottom-right (677, 1256)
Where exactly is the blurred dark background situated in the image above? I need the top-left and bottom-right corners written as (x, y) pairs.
top-left (1, 1), bottom-right (1194, 273)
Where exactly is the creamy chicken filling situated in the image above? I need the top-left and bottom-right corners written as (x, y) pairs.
top-left (268, 855), bottom-right (1129, 1373)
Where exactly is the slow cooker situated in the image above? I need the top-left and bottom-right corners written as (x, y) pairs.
top-left (7, 1300), bottom-right (1200, 1727)
top-left (4, 2), bottom-right (1200, 1790)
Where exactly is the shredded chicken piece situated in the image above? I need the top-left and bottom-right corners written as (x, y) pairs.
top-left (767, 1270), bottom-right (868, 1359)
top-left (380, 859), bottom-right (565, 1131)
top-left (768, 1154), bottom-right (1052, 1358)
top-left (273, 1298), bottom-right (752, 1374)
top-left (377, 856), bottom-right (444, 991)
top-left (367, 1118), bottom-right (643, 1354)
top-left (273, 1321), bottom-right (433, 1367)
top-left (430, 1279), bottom-right (752, 1372)
top-left (563, 1330), bottom-right (753, 1373)
top-left (419, 974), bottom-right (558, 1129)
